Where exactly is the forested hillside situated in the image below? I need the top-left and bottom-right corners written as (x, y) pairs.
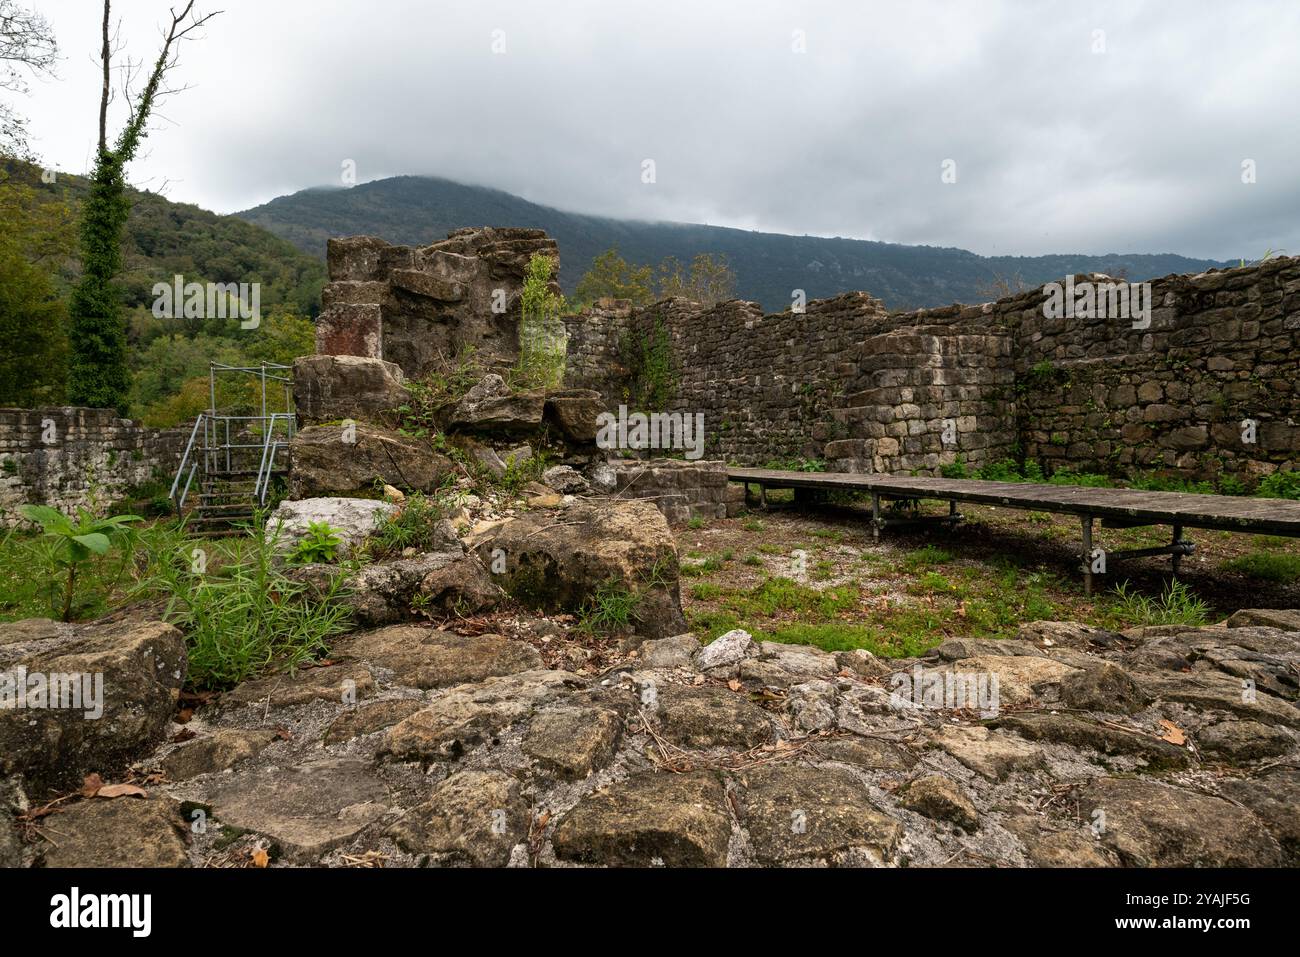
top-left (239, 175), bottom-right (1231, 311)
top-left (0, 160), bottom-right (324, 423)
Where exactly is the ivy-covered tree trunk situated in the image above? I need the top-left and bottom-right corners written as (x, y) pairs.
top-left (67, 151), bottom-right (131, 410)
top-left (66, 0), bottom-right (217, 413)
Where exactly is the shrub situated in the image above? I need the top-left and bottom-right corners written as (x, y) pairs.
top-left (1257, 470), bottom-right (1300, 500)
top-left (512, 254), bottom-right (568, 390)
top-left (364, 491), bottom-right (451, 559)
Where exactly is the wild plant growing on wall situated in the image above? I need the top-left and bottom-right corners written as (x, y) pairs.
top-left (619, 316), bottom-right (676, 411)
top-left (513, 252), bottom-right (568, 390)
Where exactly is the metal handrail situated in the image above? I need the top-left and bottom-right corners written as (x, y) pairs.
top-left (170, 413), bottom-right (208, 510)
top-left (253, 413), bottom-right (294, 505)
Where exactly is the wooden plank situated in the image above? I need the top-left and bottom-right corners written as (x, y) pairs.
top-left (726, 468), bottom-right (1300, 536)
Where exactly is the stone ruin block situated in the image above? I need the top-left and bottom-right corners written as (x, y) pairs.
top-left (315, 303), bottom-right (383, 360)
top-left (293, 354), bottom-right (408, 426)
top-left (314, 228), bottom-right (561, 382)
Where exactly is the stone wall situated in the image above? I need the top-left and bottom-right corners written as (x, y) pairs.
top-left (598, 458), bottom-right (746, 524)
top-left (0, 408), bottom-right (186, 526)
top-left (313, 225), bottom-right (1300, 485)
top-left (564, 258), bottom-right (1300, 483)
top-left (1001, 260), bottom-right (1300, 482)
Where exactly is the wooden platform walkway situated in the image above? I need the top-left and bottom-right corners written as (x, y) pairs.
top-left (728, 468), bottom-right (1300, 594)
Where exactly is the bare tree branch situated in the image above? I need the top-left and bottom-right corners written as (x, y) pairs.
top-left (98, 0), bottom-right (110, 152)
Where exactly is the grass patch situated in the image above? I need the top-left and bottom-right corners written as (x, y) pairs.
top-left (578, 577), bottom-right (641, 633)
top-left (150, 527), bottom-right (354, 690)
top-left (1103, 579), bottom-right (1210, 628)
top-left (900, 545), bottom-right (954, 570)
top-left (1223, 551), bottom-right (1300, 583)
top-left (763, 621), bottom-right (937, 658)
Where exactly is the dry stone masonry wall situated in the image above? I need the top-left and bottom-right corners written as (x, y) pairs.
top-left (316, 227), bottom-right (1300, 485)
top-left (0, 408), bottom-right (185, 526)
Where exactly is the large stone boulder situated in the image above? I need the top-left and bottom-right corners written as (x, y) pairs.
top-left (37, 795), bottom-right (191, 868)
top-left (344, 547), bottom-right (503, 626)
top-left (267, 497), bottom-right (397, 558)
top-left (288, 422), bottom-right (454, 498)
top-left (552, 771), bottom-right (732, 867)
top-left (1075, 777), bottom-right (1282, 866)
top-left (542, 389), bottom-right (605, 443)
top-left (0, 618), bottom-right (187, 796)
top-left (332, 625), bottom-right (541, 688)
top-left (449, 376), bottom-right (547, 435)
top-left (293, 354), bottom-right (408, 426)
top-left (475, 500), bottom-right (687, 640)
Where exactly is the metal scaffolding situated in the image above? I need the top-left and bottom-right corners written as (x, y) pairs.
top-left (170, 362), bottom-right (296, 514)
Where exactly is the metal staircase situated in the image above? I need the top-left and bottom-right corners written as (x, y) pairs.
top-left (170, 363), bottom-right (295, 535)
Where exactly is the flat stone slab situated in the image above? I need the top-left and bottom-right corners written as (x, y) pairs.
top-left (1075, 777), bottom-right (1282, 867)
top-left (1196, 720), bottom-right (1295, 763)
top-left (333, 625), bottom-right (541, 688)
top-left (208, 758), bottom-right (390, 861)
top-left (388, 770), bottom-right (528, 867)
top-left (522, 706), bottom-right (622, 779)
top-left (653, 684), bottom-right (776, 750)
top-left (223, 662), bottom-right (375, 709)
top-left (993, 713), bottom-right (1192, 769)
top-left (324, 699), bottom-right (427, 745)
top-left (1227, 608), bottom-right (1300, 632)
top-left (381, 670), bottom-right (583, 764)
top-left (1132, 669), bottom-right (1300, 728)
top-left (552, 771), bottom-right (731, 867)
top-left (930, 724), bottom-right (1045, 780)
top-left (1216, 768), bottom-right (1300, 864)
top-left (161, 729), bottom-right (278, 781)
top-left (734, 763), bottom-right (902, 864)
top-left (811, 735), bottom-right (917, 771)
top-left (39, 796), bottom-right (190, 868)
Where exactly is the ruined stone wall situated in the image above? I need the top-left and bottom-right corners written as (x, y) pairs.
top-left (566, 291), bottom-right (905, 463)
top-left (824, 310), bottom-right (1016, 474)
top-left (564, 258), bottom-right (1300, 482)
top-left (318, 227), bottom-right (561, 380)
top-left (315, 226), bottom-right (1300, 483)
top-left (1001, 259), bottom-right (1300, 482)
top-left (0, 408), bottom-right (186, 526)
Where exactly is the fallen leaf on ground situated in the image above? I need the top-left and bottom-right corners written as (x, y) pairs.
top-left (81, 774), bottom-right (104, 798)
top-left (95, 784), bottom-right (148, 799)
top-left (1158, 719), bottom-right (1186, 745)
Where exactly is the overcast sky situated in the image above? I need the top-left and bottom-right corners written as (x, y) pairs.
top-left (15, 0), bottom-right (1300, 259)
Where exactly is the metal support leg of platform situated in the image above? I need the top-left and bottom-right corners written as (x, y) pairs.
top-left (1081, 514), bottom-right (1095, 597)
top-left (871, 492), bottom-right (881, 542)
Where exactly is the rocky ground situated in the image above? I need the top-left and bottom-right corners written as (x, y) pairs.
top-left (4, 595), bottom-right (1298, 868)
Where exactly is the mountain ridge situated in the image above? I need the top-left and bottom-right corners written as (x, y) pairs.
top-left (237, 174), bottom-right (1232, 312)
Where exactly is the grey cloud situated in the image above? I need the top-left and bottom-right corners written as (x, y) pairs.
top-left (21, 0), bottom-right (1300, 260)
